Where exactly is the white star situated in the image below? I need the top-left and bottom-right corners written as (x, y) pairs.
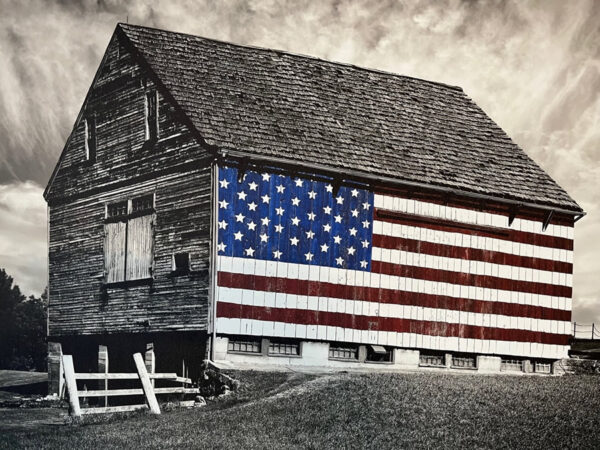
top-left (276, 207), bottom-right (285, 216)
top-left (336, 256), bottom-right (344, 266)
top-left (323, 223), bottom-right (331, 232)
top-left (307, 211), bottom-right (316, 221)
top-left (292, 197), bottom-right (301, 206)
top-left (334, 215), bottom-right (342, 223)
top-left (351, 209), bottom-right (359, 217)
top-left (260, 233), bottom-right (268, 242)
top-left (217, 242), bottom-right (227, 252)
top-left (336, 196), bottom-right (344, 205)
top-left (306, 230), bottom-right (315, 239)
top-left (275, 224), bottom-right (284, 233)
top-left (308, 191), bottom-right (317, 199)
top-left (245, 247), bottom-right (255, 257)
top-left (304, 252), bottom-right (314, 261)
top-left (248, 181), bottom-right (258, 191)
top-left (237, 191), bottom-right (247, 200)
top-left (351, 189), bottom-right (359, 197)
top-left (219, 179), bottom-right (230, 188)
top-left (235, 213), bottom-right (245, 222)
top-left (349, 227), bottom-right (358, 236)
top-left (290, 236), bottom-right (299, 246)
top-left (323, 205), bottom-right (332, 214)
top-left (326, 184), bottom-right (333, 193)
top-left (333, 235), bottom-right (342, 244)
top-left (320, 243), bottom-right (329, 252)
top-left (360, 260), bottom-right (368, 268)
top-left (218, 220), bottom-right (228, 229)
top-left (361, 239), bottom-right (369, 248)
top-left (276, 185), bottom-right (285, 193)
top-left (219, 200), bottom-right (229, 209)
top-left (362, 202), bottom-right (371, 210)
top-left (248, 201), bottom-right (257, 211)
top-left (261, 194), bottom-right (270, 204)
top-left (261, 217), bottom-right (270, 226)
top-left (234, 231), bottom-right (243, 241)
top-left (295, 179), bottom-right (303, 187)
top-left (362, 220), bottom-right (371, 228)
top-left (291, 216), bottom-right (300, 226)
top-left (262, 173), bottom-right (271, 181)
top-left (247, 221), bottom-right (257, 231)
top-left (273, 250), bottom-right (282, 259)
top-left (347, 246), bottom-right (356, 255)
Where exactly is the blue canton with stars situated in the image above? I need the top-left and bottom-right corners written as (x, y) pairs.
top-left (217, 166), bottom-right (374, 271)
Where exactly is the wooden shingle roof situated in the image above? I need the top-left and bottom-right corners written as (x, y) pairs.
top-left (118, 23), bottom-right (581, 212)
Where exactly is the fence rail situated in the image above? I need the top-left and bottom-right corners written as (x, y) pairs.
top-left (572, 322), bottom-right (600, 340)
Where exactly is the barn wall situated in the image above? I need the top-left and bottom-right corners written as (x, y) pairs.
top-left (46, 33), bottom-right (212, 336)
top-left (214, 165), bottom-right (574, 361)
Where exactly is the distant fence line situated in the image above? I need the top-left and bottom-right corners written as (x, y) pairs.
top-left (572, 323), bottom-right (600, 340)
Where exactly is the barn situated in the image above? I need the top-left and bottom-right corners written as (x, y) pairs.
top-left (44, 23), bottom-right (584, 389)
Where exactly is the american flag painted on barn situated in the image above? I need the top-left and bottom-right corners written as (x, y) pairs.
top-left (215, 166), bottom-right (573, 359)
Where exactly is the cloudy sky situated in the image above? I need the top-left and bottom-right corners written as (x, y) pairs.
top-left (0, 0), bottom-right (598, 325)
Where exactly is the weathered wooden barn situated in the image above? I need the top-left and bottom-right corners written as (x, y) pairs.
top-left (44, 23), bottom-right (584, 386)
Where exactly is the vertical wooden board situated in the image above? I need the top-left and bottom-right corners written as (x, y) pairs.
top-left (133, 353), bottom-right (160, 415)
top-left (126, 214), bottom-right (154, 280)
top-left (62, 355), bottom-right (81, 417)
top-left (105, 221), bottom-right (126, 283)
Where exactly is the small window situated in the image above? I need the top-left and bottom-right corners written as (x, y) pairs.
top-left (419, 351), bottom-right (445, 367)
top-left (107, 201), bottom-right (128, 219)
top-left (227, 337), bottom-right (261, 354)
top-left (366, 345), bottom-right (393, 363)
top-left (534, 361), bottom-right (552, 374)
top-left (172, 253), bottom-right (190, 273)
top-left (501, 358), bottom-right (524, 372)
top-left (145, 90), bottom-right (158, 141)
top-left (268, 339), bottom-right (300, 356)
top-left (451, 354), bottom-right (477, 369)
top-left (85, 116), bottom-right (96, 162)
top-left (329, 344), bottom-right (359, 361)
top-left (132, 194), bottom-right (154, 214)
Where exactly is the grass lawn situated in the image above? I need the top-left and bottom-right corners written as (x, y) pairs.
top-left (1, 371), bottom-right (600, 449)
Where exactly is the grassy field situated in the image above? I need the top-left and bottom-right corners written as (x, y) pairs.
top-left (1, 371), bottom-right (600, 449)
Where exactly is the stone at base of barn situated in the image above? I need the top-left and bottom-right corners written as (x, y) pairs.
top-left (214, 337), bottom-right (562, 375)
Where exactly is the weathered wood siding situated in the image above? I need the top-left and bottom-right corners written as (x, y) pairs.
top-left (47, 34), bottom-right (212, 336)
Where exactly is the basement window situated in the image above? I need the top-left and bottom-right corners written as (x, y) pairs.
top-left (534, 360), bottom-right (552, 374)
top-left (227, 337), bottom-right (261, 354)
top-left (329, 344), bottom-right (359, 361)
top-left (268, 339), bottom-right (300, 357)
top-left (366, 345), bottom-right (393, 363)
top-left (451, 354), bottom-right (477, 369)
top-left (419, 351), bottom-right (446, 368)
top-left (85, 116), bottom-right (96, 162)
top-left (145, 90), bottom-right (158, 141)
top-left (501, 358), bottom-right (524, 372)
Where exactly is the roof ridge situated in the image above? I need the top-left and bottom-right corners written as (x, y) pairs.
top-left (117, 22), bottom-right (463, 93)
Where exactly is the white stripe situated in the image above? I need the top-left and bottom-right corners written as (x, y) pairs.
top-left (371, 247), bottom-right (571, 287)
top-left (216, 317), bottom-right (569, 359)
top-left (219, 256), bottom-right (570, 310)
top-left (374, 194), bottom-right (573, 239)
top-left (217, 286), bottom-right (571, 335)
top-left (373, 220), bottom-right (572, 264)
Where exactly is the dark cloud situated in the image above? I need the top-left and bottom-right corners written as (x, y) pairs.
top-left (0, 0), bottom-right (598, 321)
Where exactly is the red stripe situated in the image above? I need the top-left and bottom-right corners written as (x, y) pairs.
top-left (374, 208), bottom-right (573, 251)
top-left (217, 302), bottom-right (570, 346)
top-left (217, 272), bottom-right (571, 322)
top-left (371, 261), bottom-right (571, 298)
top-left (373, 235), bottom-right (573, 274)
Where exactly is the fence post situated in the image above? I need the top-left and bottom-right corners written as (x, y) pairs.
top-left (574, 322), bottom-right (577, 338)
top-left (133, 352), bottom-right (160, 414)
top-left (593, 323), bottom-right (595, 340)
top-left (48, 342), bottom-right (64, 397)
top-left (98, 345), bottom-right (109, 407)
top-left (145, 343), bottom-right (155, 387)
top-left (62, 355), bottom-right (81, 418)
